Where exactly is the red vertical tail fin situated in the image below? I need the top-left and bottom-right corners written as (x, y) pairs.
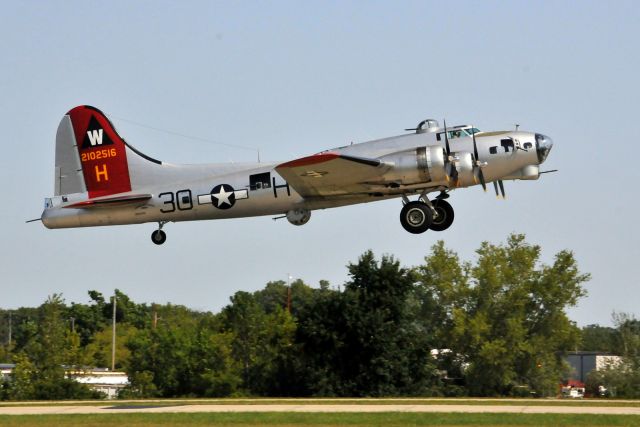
top-left (67, 105), bottom-right (132, 198)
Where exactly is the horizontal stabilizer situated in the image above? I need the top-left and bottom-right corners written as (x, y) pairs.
top-left (63, 194), bottom-right (152, 209)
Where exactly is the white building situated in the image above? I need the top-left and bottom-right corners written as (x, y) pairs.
top-left (68, 369), bottom-right (129, 399)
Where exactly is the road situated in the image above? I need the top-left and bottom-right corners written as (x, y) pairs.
top-left (1, 403), bottom-right (639, 415)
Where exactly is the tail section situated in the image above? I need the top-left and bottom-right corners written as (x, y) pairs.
top-left (56, 105), bottom-right (132, 198)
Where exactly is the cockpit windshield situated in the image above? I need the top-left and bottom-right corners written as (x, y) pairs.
top-left (438, 127), bottom-right (481, 141)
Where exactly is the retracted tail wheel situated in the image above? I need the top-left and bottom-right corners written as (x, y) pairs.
top-left (400, 201), bottom-right (433, 234)
top-left (151, 229), bottom-right (167, 245)
top-left (429, 199), bottom-right (455, 232)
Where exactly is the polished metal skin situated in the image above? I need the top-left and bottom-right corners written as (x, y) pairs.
top-left (41, 106), bottom-right (553, 243)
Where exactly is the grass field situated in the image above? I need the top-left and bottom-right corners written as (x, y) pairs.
top-left (1, 412), bottom-right (640, 426)
top-left (2, 399), bottom-right (639, 426)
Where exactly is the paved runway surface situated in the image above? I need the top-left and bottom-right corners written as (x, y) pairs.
top-left (1, 404), bottom-right (640, 415)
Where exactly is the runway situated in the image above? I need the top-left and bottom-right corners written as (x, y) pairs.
top-left (1, 403), bottom-right (639, 416)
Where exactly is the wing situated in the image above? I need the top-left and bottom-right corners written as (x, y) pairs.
top-left (275, 153), bottom-right (391, 197)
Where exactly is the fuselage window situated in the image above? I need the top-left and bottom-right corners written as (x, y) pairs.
top-left (249, 172), bottom-right (271, 190)
top-left (489, 146), bottom-right (498, 154)
top-left (500, 139), bottom-right (514, 153)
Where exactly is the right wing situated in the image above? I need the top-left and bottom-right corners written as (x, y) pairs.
top-left (275, 153), bottom-right (392, 197)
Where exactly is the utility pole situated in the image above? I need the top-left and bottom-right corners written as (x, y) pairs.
top-left (111, 293), bottom-right (117, 371)
top-left (153, 304), bottom-right (158, 329)
top-left (7, 311), bottom-right (12, 347)
top-left (286, 274), bottom-right (292, 313)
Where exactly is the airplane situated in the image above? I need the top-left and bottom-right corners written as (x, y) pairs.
top-left (38, 105), bottom-right (554, 244)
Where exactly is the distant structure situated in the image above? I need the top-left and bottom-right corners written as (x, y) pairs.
top-left (0, 364), bottom-right (129, 399)
top-left (69, 369), bottom-right (129, 399)
top-left (0, 364), bottom-right (13, 381)
top-left (566, 351), bottom-right (621, 383)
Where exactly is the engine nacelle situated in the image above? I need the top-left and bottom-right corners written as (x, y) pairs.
top-left (380, 145), bottom-right (448, 185)
top-left (451, 151), bottom-right (475, 187)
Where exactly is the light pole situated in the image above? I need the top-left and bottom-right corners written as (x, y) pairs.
top-left (111, 293), bottom-right (116, 371)
top-left (7, 311), bottom-right (11, 347)
top-left (286, 274), bottom-right (293, 313)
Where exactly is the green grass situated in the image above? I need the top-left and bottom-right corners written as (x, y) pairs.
top-left (0, 412), bottom-right (639, 426)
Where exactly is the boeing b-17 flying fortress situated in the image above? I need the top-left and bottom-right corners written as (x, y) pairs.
top-left (40, 105), bottom-right (553, 244)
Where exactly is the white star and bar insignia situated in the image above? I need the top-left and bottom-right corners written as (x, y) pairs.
top-left (197, 184), bottom-right (248, 210)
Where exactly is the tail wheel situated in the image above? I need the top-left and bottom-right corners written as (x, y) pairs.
top-left (400, 201), bottom-right (433, 234)
top-left (151, 229), bottom-right (167, 245)
top-left (429, 199), bottom-right (455, 232)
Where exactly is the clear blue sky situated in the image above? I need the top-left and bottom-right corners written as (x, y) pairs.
top-left (1, 1), bottom-right (639, 326)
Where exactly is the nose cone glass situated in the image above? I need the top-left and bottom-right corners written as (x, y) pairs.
top-left (535, 133), bottom-right (553, 164)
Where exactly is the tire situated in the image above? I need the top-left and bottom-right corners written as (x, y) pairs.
top-left (429, 199), bottom-right (455, 232)
top-left (151, 229), bottom-right (167, 245)
top-left (400, 201), bottom-right (433, 234)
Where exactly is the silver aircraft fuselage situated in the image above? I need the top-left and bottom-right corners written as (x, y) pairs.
top-left (40, 106), bottom-right (553, 243)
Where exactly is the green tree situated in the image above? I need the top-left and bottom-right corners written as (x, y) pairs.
top-left (7, 353), bottom-right (36, 400)
top-left (126, 305), bottom-right (240, 398)
top-left (253, 279), bottom-right (316, 316)
top-left (297, 251), bottom-right (438, 396)
top-left (580, 324), bottom-right (619, 352)
top-left (292, 284), bottom-right (345, 395)
top-left (586, 313), bottom-right (640, 398)
top-left (4, 295), bottom-right (100, 400)
top-left (417, 234), bottom-right (589, 396)
top-left (0, 307), bottom-right (39, 357)
top-left (85, 323), bottom-right (138, 369)
top-left (221, 291), bottom-right (299, 395)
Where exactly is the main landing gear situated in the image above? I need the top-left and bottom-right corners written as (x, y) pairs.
top-left (399, 195), bottom-right (454, 234)
top-left (151, 221), bottom-right (168, 245)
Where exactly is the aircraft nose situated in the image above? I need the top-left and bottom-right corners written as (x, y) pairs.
top-left (535, 133), bottom-right (553, 164)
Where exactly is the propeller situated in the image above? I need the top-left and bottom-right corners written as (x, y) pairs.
top-left (443, 119), bottom-right (451, 156)
top-left (471, 126), bottom-right (487, 191)
top-left (492, 180), bottom-right (506, 198)
top-left (498, 180), bottom-right (506, 198)
top-left (443, 119), bottom-right (458, 184)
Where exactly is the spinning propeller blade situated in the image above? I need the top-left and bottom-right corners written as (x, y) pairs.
top-left (471, 126), bottom-right (487, 191)
top-left (443, 119), bottom-right (451, 156)
top-left (442, 119), bottom-right (457, 184)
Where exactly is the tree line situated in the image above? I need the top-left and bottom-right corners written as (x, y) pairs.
top-left (0, 234), bottom-right (637, 399)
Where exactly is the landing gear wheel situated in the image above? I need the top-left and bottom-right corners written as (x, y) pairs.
top-left (400, 201), bottom-right (433, 234)
top-left (151, 229), bottom-right (167, 245)
top-left (429, 199), bottom-right (455, 232)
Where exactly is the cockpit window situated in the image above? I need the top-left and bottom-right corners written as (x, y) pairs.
top-left (436, 127), bottom-right (481, 141)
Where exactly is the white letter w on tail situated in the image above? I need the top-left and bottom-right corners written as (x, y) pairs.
top-left (86, 129), bottom-right (103, 146)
